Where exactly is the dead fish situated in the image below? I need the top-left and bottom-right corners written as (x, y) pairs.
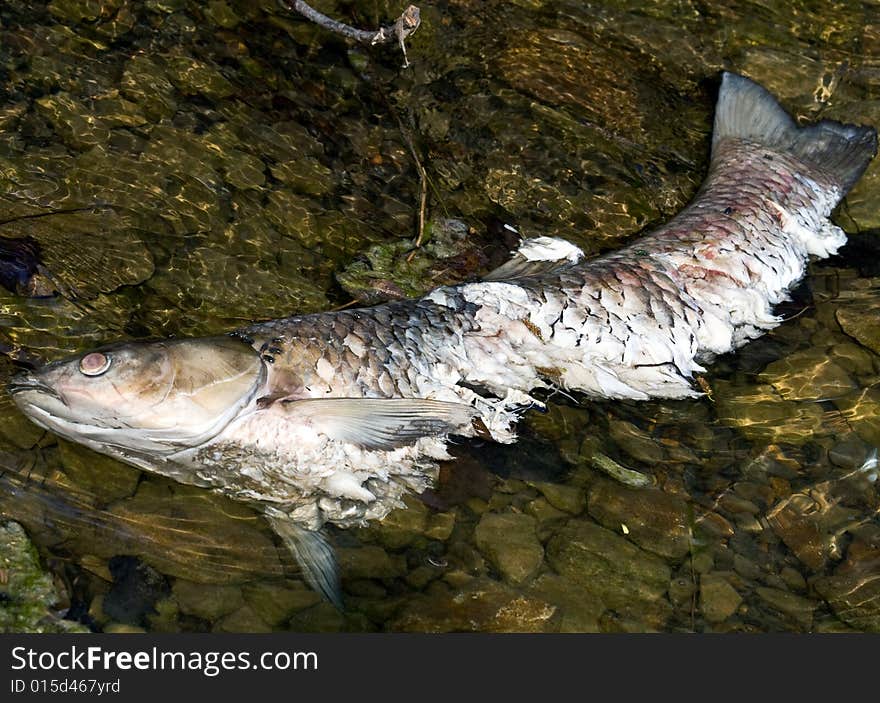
top-left (9, 73), bottom-right (876, 605)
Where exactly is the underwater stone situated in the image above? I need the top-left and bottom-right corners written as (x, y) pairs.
top-left (608, 419), bottom-right (666, 464)
top-left (668, 574), bottom-right (695, 609)
top-left (370, 496), bottom-right (429, 550)
top-left (222, 151), bottom-right (266, 190)
top-left (34, 92), bottom-right (111, 151)
top-left (405, 565), bottom-right (441, 590)
top-left (766, 496), bottom-right (829, 571)
top-left (103, 623), bottom-right (147, 633)
top-left (530, 481), bottom-right (585, 514)
top-left (241, 581), bottom-right (321, 626)
top-left (213, 605), bottom-right (273, 633)
top-left (525, 497), bottom-right (569, 523)
top-left (474, 512), bottom-right (544, 585)
top-left (424, 511), bottom-right (456, 541)
top-left (588, 451), bottom-right (654, 488)
top-left (813, 540), bottom-right (880, 632)
top-left (833, 390), bottom-right (880, 447)
top-left (528, 573), bottom-right (603, 632)
top-left (758, 349), bottom-right (855, 401)
top-left (146, 597), bottom-right (180, 632)
top-left (106, 481), bottom-right (285, 585)
top-left (699, 573), bottom-right (742, 623)
top-left (587, 479), bottom-right (691, 560)
top-left (546, 520), bottom-right (672, 629)
top-left (172, 579), bottom-right (244, 622)
top-left (286, 602), bottom-right (347, 633)
top-left (120, 55), bottom-right (178, 121)
top-left (828, 438), bottom-right (872, 469)
top-left (269, 158), bottom-right (334, 197)
top-left (337, 545), bottom-right (404, 581)
top-left (755, 587), bottom-right (816, 629)
top-left (732, 553), bottom-right (761, 580)
top-left (391, 578), bottom-right (557, 633)
top-left (57, 440), bottom-right (141, 503)
top-left (204, 0), bottom-right (241, 28)
top-left (780, 566), bottom-right (807, 592)
top-left (829, 341), bottom-right (876, 376)
top-left (0, 395), bottom-right (46, 451)
top-left (713, 380), bottom-right (825, 445)
top-left (163, 55), bottom-right (235, 100)
top-left (836, 298), bottom-right (880, 356)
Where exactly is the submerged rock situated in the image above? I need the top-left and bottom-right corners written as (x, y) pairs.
top-left (589, 451), bottom-right (654, 488)
top-left (766, 494), bottom-right (830, 570)
top-left (57, 440), bottom-right (141, 503)
top-left (758, 349), bottom-right (855, 401)
top-left (0, 209), bottom-right (154, 299)
top-left (546, 520), bottom-right (672, 629)
top-left (172, 579), bottom-right (243, 622)
top-left (474, 512), bottom-right (544, 585)
top-left (836, 292), bottom-right (880, 356)
top-left (608, 419), bottom-right (666, 464)
top-left (813, 540), bottom-right (880, 632)
top-left (529, 481), bottom-right (585, 515)
top-left (528, 572), bottom-right (604, 632)
top-left (713, 380), bottom-right (825, 445)
top-left (337, 545), bottom-right (404, 581)
top-left (699, 573), bottom-right (742, 623)
top-left (241, 581), bottom-right (322, 626)
top-left (213, 605), bottom-right (272, 633)
top-left (587, 479), bottom-right (691, 560)
top-left (391, 578), bottom-right (557, 632)
top-left (367, 496), bottom-right (429, 550)
top-left (755, 587), bottom-right (816, 629)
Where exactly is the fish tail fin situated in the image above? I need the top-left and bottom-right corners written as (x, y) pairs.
top-left (267, 515), bottom-right (343, 610)
top-left (713, 71), bottom-right (877, 198)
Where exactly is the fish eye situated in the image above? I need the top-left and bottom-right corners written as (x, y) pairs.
top-left (79, 352), bottom-right (111, 377)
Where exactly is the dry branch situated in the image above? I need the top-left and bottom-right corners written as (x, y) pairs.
top-left (278, 1), bottom-right (421, 67)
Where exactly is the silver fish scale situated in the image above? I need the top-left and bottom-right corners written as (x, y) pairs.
top-left (235, 292), bottom-right (483, 401)
top-left (233, 137), bottom-right (840, 409)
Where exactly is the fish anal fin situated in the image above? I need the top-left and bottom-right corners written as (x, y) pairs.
top-left (267, 516), bottom-right (342, 610)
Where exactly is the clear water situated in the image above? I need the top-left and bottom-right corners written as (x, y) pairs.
top-left (0, 0), bottom-right (878, 632)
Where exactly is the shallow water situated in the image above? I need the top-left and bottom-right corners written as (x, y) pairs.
top-left (0, 0), bottom-right (879, 632)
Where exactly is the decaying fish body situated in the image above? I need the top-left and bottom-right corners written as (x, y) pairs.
top-left (9, 73), bottom-right (877, 605)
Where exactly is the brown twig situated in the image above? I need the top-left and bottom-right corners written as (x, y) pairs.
top-left (278, 1), bottom-right (421, 67)
top-left (393, 112), bottom-right (428, 260)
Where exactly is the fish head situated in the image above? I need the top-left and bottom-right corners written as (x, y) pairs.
top-left (8, 336), bottom-right (266, 457)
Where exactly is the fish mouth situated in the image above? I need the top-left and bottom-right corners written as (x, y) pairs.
top-left (8, 372), bottom-right (66, 405)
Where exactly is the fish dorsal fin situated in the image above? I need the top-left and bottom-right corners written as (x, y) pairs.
top-left (483, 236), bottom-right (585, 281)
top-left (281, 397), bottom-right (477, 450)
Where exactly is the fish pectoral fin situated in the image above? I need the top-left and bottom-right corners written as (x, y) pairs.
top-left (267, 516), bottom-right (343, 610)
top-left (483, 236), bottom-right (585, 281)
top-left (281, 397), bottom-right (477, 450)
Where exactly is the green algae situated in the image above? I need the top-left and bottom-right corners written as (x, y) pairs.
top-left (0, 521), bottom-right (87, 632)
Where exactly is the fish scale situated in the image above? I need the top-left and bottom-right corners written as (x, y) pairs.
top-left (10, 72), bottom-right (877, 606)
